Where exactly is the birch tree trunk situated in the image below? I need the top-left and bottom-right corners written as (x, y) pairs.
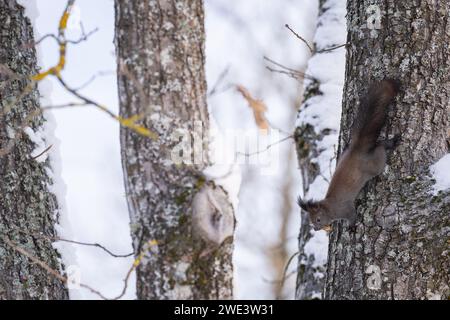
top-left (0, 1), bottom-right (68, 300)
top-left (324, 0), bottom-right (449, 300)
top-left (295, 0), bottom-right (346, 299)
top-left (115, 0), bottom-right (234, 299)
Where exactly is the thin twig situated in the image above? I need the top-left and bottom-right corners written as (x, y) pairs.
top-left (1, 235), bottom-right (110, 300)
top-left (56, 238), bottom-right (134, 258)
top-left (263, 251), bottom-right (299, 287)
top-left (264, 56), bottom-right (315, 81)
top-left (263, 56), bottom-right (315, 80)
top-left (316, 43), bottom-right (348, 53)
top-left (236, 134), bottom-right (294, 157)
top-left (285, 24), bottom-right (314, 53)
top-left (108, 239), bottom-right (158, 300)
top-left (285, 24), bottom-right (347, 54)
top-left (266, 119), bottom-right (293, 137)
top-left (1, 234), bottom-right (157, 300)
top-left (73, 70), bottom-right (114, 91)
top-left (35, 33), bottom-right (59, 45)
top-left (66, 24), bottom-right (99, 45)
top-left (56, 75), bottom-right (118, 119)
top-left (208, 66), bottom-right (230, 96)
top-left (280, 251), bottom-right (299, 289)
top-left (31, 144), bottom-right (53, 160)
top-left (41, 102), bottom-right (89, 110)
top-left (15, 230), bottom-right (134, 258)
top-left (266, 66), bottom-right (310, 81)
top-left (263, 56), bottom-right (301, 73)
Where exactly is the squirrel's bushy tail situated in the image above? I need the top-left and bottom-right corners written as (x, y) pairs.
top-left (351, 79), bottom-right (400, 151)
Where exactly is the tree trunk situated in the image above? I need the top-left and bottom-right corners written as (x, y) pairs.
top-left (114, 0), bottom-right (234, 299)
top-left (0, 0), bottom-right (68, 300)
top-left (324, 0), bottom-right (449, 300)
top-left (295, 0), bottom-right (346, 299)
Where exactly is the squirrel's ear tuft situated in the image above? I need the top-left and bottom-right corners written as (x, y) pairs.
top-left (297, 196), bottom-right (309, 211)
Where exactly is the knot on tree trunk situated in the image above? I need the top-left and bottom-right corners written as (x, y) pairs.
top-left (192, 184), bottom-right (235, 246)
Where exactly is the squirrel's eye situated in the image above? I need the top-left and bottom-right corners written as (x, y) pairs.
top-left (316, 218), bottom-right (321, 223)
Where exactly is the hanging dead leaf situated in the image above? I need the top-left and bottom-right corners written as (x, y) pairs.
top-left (236, 85), bottom-right (269, 131)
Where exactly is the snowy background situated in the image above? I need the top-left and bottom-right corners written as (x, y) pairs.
top-left (24, 0), bottom-right (319, 299)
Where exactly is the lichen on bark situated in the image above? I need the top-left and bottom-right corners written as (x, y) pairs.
top-left (0, 0), bottom-right (68, 300)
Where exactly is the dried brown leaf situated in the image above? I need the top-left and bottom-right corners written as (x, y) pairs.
top-left (236, 85), bottom-right (269, 131)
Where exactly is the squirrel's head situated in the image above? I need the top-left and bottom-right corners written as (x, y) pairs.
top-left (297, 197), bottom-right (332, 231)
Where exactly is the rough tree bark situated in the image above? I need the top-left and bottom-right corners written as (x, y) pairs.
top-left (0, 1), bottom-right (68, 300)
top-left (295, 0), bottom-right (346, 299)
top-left (324, 0), bottom-right (449, 299)
top-left (115, 0), bottom-right (234, 299)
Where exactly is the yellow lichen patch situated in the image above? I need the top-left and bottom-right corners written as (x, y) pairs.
top-left (32, 2), bottom-right (70, 82)
top-left (59, 11), bottom-right (70, 30)
top-left (132, 239), bottom-right (159, 267)
top-left (117, 114), bottom-right (158, 140)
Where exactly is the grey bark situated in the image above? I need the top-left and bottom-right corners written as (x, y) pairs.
top-left (324, 0), bottom-right (449, 299)
top-left (0, 1), bottom-right (68, 300)
top-left (114, 0), bottom-right (234, 299)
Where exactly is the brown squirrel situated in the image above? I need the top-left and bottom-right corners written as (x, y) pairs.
top-left (297, 79), bottom-right (401, 231)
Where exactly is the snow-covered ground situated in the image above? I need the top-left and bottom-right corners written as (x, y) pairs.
top-left (25, 0), bottom-right (317, 299)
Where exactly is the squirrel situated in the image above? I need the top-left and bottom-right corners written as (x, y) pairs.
top-left (297, 79), bottom-right (401, 231)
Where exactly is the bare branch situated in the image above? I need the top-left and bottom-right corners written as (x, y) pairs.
top-left (66, 23), bottom-right (98, 45)
top-left (41, 102), bottom-right (89, 110)
top-left (262, 251), bottom-right (299, 287)
top-left (263, 56), bottom-right (308, 76)
top-left (266, 66), bottom-right (308, 82)
top-left (1, 234), bottom-right (156, 300)
top-left (56, 75), bottom-right (118, 119)
top-left (0, 235), bottom-right (110, 300)
top-left (208, 66), bottom-right (230, 96)
top-left (31, 144), bottom-right (53, 160)
top-left (236, 134), bottom-right (294, 157)
top-left (73, 70), bottom-right (114, 91)
top-left (316, 43), bottom-right (348, 53)
top-left (55, 238), bottom-right (134, 258)
top-left (284, 24), bottom-right (347, 54)
top-left (16, 230), bottom-right (134, 258)
top-left (285, 24), bottom-right (314, 53)
top-left (35, 33), bottom-right (59, 45)
top-left (264, 56), bottom-right (315, 81)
